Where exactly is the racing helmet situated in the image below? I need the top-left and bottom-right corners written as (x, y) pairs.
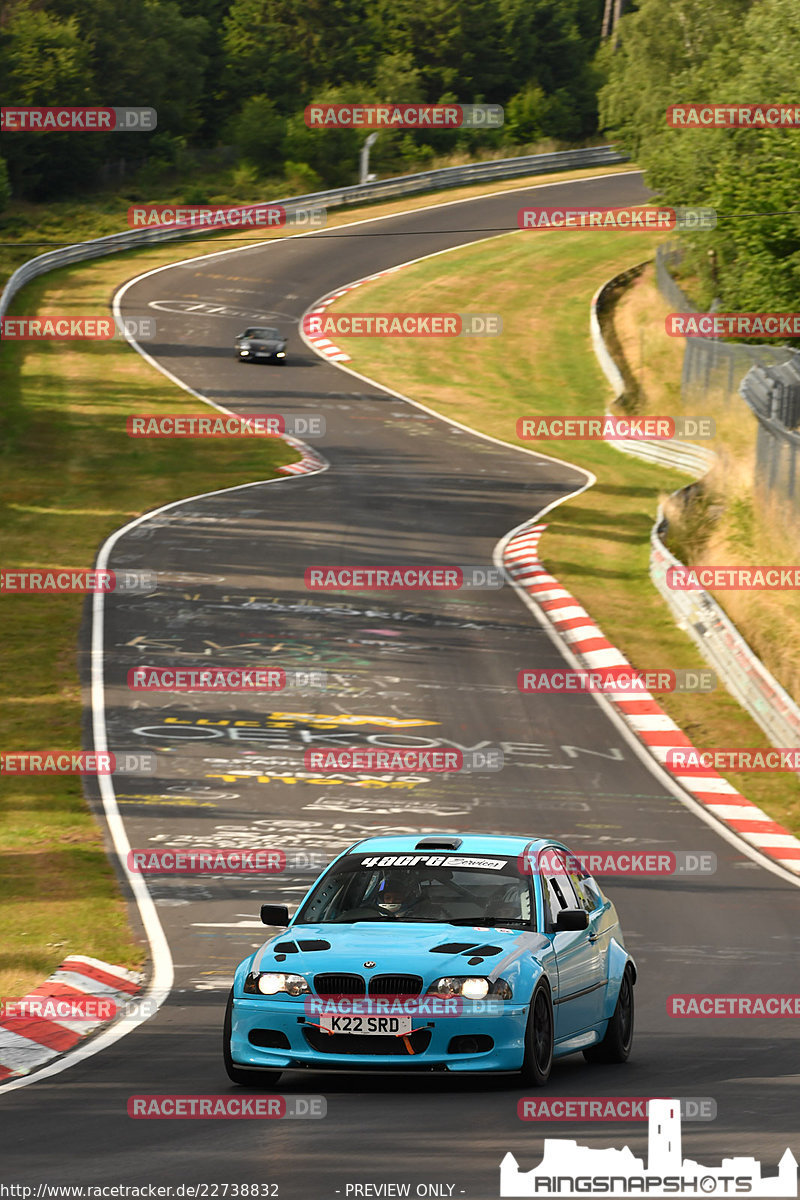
top-left (375, 872), bottom-right (422, 915)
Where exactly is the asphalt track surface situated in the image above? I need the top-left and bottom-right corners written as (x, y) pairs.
top-left (3, 172), bottom-right (800, 1198)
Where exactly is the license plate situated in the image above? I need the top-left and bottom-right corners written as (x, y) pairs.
top-left (319, 1014), bottom-right (412, 1036)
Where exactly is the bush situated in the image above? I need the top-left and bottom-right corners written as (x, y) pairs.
top-left (0, 158), bottom-right (11, 213)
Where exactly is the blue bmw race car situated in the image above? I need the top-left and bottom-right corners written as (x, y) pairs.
top-left (223, 833), bottom-right (636, 1085)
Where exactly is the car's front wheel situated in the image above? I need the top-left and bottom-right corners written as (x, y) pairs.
top-left (223, 990), bottom-right (283, 1087)
top-left (583, 964), bottom-right (634, 1064)
top-left (520, 981), bottom-right (554, 1086)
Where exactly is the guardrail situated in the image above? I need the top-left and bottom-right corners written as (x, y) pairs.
top-left (740, 361), bottom-right (800, 506)
top-left (591, 263), bottom-right (800, 748)
top-left (650, 514), bottom-right (800, 747)
top-left (0, 144), bottom-right (627, 318)
top-left (590, 269), bottom-right (716, 476)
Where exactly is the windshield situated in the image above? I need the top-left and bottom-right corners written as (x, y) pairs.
top-left (295, 853), bottom-right (534, 927)
top-left (242, 327), bottom-right (280, 339)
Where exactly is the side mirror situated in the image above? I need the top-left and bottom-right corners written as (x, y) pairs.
top-left (555, 908), bottom-right (589, 933)
top-left (260, 904), bottom-right (290, 927)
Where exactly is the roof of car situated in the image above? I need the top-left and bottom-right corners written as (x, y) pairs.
top-left (343, 833), bottom-right (558, 857)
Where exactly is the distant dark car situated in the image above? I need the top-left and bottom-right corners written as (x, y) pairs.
top-left (235, 326), bottom-right (287, 363)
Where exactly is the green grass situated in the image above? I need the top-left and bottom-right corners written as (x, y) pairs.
top-left (324, 227), bottom-right (800, 838)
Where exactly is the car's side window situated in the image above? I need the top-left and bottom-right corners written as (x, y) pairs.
top-left (542, 849), bottom-right (582, 928)
top-left (565, 861), bottom-right (602, 913)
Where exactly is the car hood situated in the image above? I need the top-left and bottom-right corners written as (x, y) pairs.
top-left (251, 921), bottom-right (550, 983)
top-left (238, 337), bottom-right (283, 350)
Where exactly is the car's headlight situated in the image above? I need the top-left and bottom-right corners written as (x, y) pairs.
top-left (276, 351), bottom-right (285, 357)
top-left (426, 977), bottom-right (512, 1000)
top-left (244, 972), bottom-right (310, 997)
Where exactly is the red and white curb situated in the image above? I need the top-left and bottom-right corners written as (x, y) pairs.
top-left (277, 434), bottom-right (327, 476)
top-left (505, 523), bottom-right (800, 875)
top-left (303, 268), bottom-right (404, 361)
top-left (0, 956), bottom-right (143, 1083)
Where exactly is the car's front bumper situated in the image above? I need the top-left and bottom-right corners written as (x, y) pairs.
top-left (230, 996), bottom-right (529, 1073)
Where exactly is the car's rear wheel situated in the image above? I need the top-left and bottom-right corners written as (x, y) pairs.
top-left (583, 964), bottom-right (634, 1063)
top-left (223, 990), bottom-right (283, 1087)
top-left (520, 981), bottom-right (553, 1086)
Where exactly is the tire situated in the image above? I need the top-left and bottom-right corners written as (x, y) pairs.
top-left (520, 981), bottom-right (554, 1086)
top-left (583, 964), bottom-right (634, 1064)
top-left (223, 990), bottom-right (283, 1087)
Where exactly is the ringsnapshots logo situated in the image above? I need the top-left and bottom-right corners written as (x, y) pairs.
top-left (127, 1095), bottom-right (325, 1119)
top-left (517, 206), bottom-right (717, 232)
top-left (303, 747), bottom-right (504, 774)
top-left (667, 103), bottom-right (800, 129)
top-left (304, 103), bottom-right (503, 129)
top-left (0, 751), bottom-right (157, 776)
top-left (518, 668), bottom-right (716, 694)
top-left (499, 1098), bottom-right (798, 1198)
top-left (128, 204), bottom-right (326, 230)
top-left (518, 848), bottom-right (716, 877)
top-left (304, 565), bottom-right (503, 590)
top-left (518, 1097), bottom-right (717, 1123)
top-left (1, 569), bottom-right (156, 594)
top-left (516, 416), bottom-right (715, 440)
top-left (127, 667), bottom-right (328, 693)
top-left (667, 565), bottom-right (800, 590)
top-left (302, 312), bottom-right (501, 337)
top-left (126, 413), bottom-right (325, 438)
top-left (1, 107), bottom-right (156, 132)
top-left (1, 317), bottom-right (156, 341)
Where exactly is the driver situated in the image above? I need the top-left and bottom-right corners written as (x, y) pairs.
top-left (374, 873), bottom-right (423, 918)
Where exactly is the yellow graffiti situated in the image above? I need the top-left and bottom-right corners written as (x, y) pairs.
top-left (117, 795), bottom-right (215, 807)
top-left (206, 773), bottom-right (424, 790)
top-left (163, 713), bottom-right (439, 730)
